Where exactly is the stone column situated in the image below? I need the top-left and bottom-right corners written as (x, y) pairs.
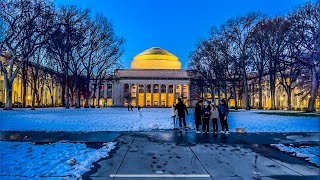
top-left (128, 84), bottom-right (131, 105)
top-left (158, 84), bottom-right (161, 107)
top-left (173, 84), bottom-right (177, 103)
top-left (104, 83), bottom-right (107, 98)
top-left (151, 84), bottom-right (154, 106)
top-left (144, 84), bottom-right (146, 107)
top-left (165, 85), bottom-right (169, 107)
top-left (104, 83), bottom-right (108, 107)
top-left (135, 84), bottom-right (139, 107)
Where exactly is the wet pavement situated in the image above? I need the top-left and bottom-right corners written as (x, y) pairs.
top-left (1, 130), bottom-right (319, 179)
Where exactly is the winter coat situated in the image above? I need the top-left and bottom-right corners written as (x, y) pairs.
top-left (210, 105), bottom-right (219, 119)
top-left (195, 103), bottom-right (202, 124)
top-left (202, 106), bottom-right (211, 119)
top-left (218, 104), bottom-right (229, 116)
top-left (175, 101), bottom-right (188, 117)
top-left (170, 106), bottom-right (177, 117)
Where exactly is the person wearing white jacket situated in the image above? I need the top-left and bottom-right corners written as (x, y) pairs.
top-left (210, 102), bottom-right (219, 134)
top-left (170, 102), bottom-right (178, 130)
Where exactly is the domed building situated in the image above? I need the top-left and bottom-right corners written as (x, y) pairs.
top-left (101, 47), bottom-right (193, 107)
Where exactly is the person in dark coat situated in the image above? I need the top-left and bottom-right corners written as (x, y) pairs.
top-left (218, 98), bottom-right (230, 134)
top-left (202, 103), bottom-right (211, 134)
top-left (195, 100), bottom-right (203, 133)
top-left (175, 98), bottom-right (189, 131)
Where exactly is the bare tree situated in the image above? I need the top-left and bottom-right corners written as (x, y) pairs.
top-left (221, 12), bottom-right (262, 110)
top-left (81, 15), bottom-right (124, 108)
top-left (0, 0), bottom-right (54, 110)
top-left (250, 19), bottom-right (270, 109)
top-left (289, 3), bottom-right (320, 112)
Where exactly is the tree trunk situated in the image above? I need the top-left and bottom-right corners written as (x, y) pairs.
top-left (258, 76), bottom-right (263, 109)
top-left (31, 82), bottom-right (36, 110)
top-left (84, 76), bottom-right (90, 108)
top-left (217, 86), bottom-right (221, 103)
top-left (51, 95), bottom-right (54, 107)
top-left (97, 85), bottom-right (101, 108)
top-left (61, 82), bottom-right (65, 107)
top-left (287, 88), bottom-right (292, 111)
top-left (307, 66), bottom-right (319, 112)
top-left (4, 80), bottom-right (13, 110)
top-left (232, 83), bottom-right (238, 110)
top-left (21, 62), bottom-right (27, 108)
top-left (243, 76), bottom-right (250, 110)
top-left (76, 80), bottom-right (81, 108)
top-left (92, 85), bottom-right (97, 107)
top-left (269, 74), bottom-right (276, 110)
top-left (65, 66), bottom-right (70, 109)
top-left (211, 85), bottom-right (215, 103)
top-left (37, 87), bottom-right (42, 108)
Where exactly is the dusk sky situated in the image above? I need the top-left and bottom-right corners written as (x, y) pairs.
top-left (55, 0), bottom-right (312, 69)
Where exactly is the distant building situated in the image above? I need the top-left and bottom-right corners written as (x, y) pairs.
top-left (98, 47), bottom-right (194, 107)
top-left (1, 47), bottom-right (319, 110)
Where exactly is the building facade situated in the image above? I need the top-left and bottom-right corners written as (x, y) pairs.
top-left (97, 47), bottom-right (194, 107)
top-left (1, 47), bottom-right (319, 110)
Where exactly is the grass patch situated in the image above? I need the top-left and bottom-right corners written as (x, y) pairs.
top-left (257, 112), bottom-right (320, 117)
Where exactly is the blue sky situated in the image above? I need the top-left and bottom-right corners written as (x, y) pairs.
top-left (55, 0), bottom-right (311, 69)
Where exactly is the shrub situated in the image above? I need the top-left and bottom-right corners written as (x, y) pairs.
top-left (296, 107), bottom-right (301, 111)
top-left (229, 106), bottom-right (235, 109)
top-left (0, 101), bottom-right (3, 108)
top-left (13, 102), bottom-right (22, 108)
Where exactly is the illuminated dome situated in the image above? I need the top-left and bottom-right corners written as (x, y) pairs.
top-left (131, 47), bottom-right (181, 69)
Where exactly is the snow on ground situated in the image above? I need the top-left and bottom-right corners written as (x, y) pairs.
top-left (271, 144), bottom-right (320, 166)
top-left (0, 108), bottom-right (319, 132)
top-left (0, 141), bottom-right (115, 179)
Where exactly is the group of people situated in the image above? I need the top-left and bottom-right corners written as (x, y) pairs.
top-left (171, 98), bottom-right (230, 134)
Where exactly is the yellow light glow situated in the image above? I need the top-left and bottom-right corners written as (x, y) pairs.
top-left (131, 47), bottom-right (181, 69)
top-left (27, 96), bottom-right (31, 100)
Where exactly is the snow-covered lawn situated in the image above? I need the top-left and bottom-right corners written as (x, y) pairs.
top-left (271, 144), bottom-right (320, 166)
top-left (0, 108), bottom-right (319, 132)
top-left (0, 141), bottom-right (115, 179)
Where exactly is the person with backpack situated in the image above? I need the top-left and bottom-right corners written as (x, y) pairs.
top-left (218, 99), bottom-right (230, 134)
top-left (195, 100), bottom-right (203, 133)
top-left (202, 102), bottom-right (211, 134)
top-left (175, 98), bottom-right (189, 131)
top-left (170, 102), bottom-right (178, 130)
top-left (210, 102), bottom-right (219, 134)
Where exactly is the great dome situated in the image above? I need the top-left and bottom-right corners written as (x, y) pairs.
top-left (131, 47), bottom-right (181, 69)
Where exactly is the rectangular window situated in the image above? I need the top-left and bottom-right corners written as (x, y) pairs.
top-left (107, 84), bottom-right (112, 98)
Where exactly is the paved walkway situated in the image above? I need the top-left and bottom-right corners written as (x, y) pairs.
top-left (80, 131), bottom-right (320, 180)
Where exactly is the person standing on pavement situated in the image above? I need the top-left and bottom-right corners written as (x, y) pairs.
top-left (202, 103), bottom-right (211, 134)
top-left (170, 102), bottom-right (178, 130)
top-left (218, 99), bottom-right (230, 134)
top-left (195, 100), bottom-right (203, 133)
top-left (210, 102), bottom-right (219, 134)
top-left (175, 98), bottom-right (189, 131)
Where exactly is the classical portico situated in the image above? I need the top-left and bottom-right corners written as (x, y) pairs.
top-left (108, 47), bottom-right (192, 107)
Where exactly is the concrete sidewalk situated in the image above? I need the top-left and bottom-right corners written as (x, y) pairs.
top-left (83, 131), bottom-right (320, 180)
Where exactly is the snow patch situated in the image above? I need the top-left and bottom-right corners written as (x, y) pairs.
top-left (271, 144), bottom-right (320, 166)
top-left (0, 108), bottom-right (319, 132)
top-left (0, 141), bottom-right (116, 179)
